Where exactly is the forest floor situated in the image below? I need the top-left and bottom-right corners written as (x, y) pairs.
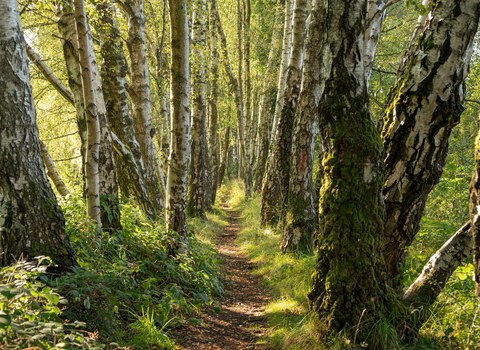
top-left (170, 194), bottom-right (269, 349)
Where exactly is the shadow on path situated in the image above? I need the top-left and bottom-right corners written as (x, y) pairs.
top-left (171, 195), bottom-right (268, 349)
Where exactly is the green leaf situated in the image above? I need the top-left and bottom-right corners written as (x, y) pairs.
top-left (213, 305), bottom-right (222, 314)
top-left (188, 318), bottom-right (201, 325)
top-left (0, 314), bottom-right (11, 329)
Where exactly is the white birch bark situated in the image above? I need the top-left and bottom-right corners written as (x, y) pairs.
top-left (117, 0), bottom-right (164, 213)
top-left (167, 0), bottom-right (190, 242)
top-left (253, 0), bottom-right (285, 192)
top-left (211, 0), bottom-right (247, 191)
top-left (73, 0), bottom-right (101, 226)
top-left (39, 141), bottom-right (71, 198)
top-left (380, 0), bottom-right (480, 282)
top-left (0, 0), bottom-right (76, 268)
top-left (270, 0), bottom-right (293, 144)
top-left (187, 0), bottom-right (208, 218)
top-left (261, 0), bottom-right (307, 228)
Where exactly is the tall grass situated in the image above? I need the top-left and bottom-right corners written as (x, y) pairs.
top-left (227, 180), bottom-right (479, 350)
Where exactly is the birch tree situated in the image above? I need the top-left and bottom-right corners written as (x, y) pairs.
top-left (0, 0), bottom-right (76, 268)
top-left (380, 0), bottom-right (480, 283)
top-left (166, 0), bottom-right (190, 243)
top-left (73, 0), bottom-right (102, 226)
top-left (253, 0), bottom-right (285, 192)
top-left (116, 0), bottom-right (164, 214)
top-left (187, 0), bottom-right (208, 218)
top-left (261, 0), bottom-right (307, 227)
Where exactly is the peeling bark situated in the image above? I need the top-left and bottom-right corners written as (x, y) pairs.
top-left (0, 0), bottom-right (76, 268)
top-left (380, 0), bottom-right (480, 283)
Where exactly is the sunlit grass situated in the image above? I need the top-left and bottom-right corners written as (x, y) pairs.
top-left (227, 179), bottom-right (479, 350)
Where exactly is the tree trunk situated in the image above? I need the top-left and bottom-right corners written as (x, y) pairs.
top-left (218, 127), bottom-right (230, 188)
top-left (118, 0), bottom-right (164, 214)
top-left (307, 0), bottom-right (400, 335)
top-left (380, 0), bottom-right (480, 283)
top-left (211, 0), bottom-right (247, 192)
top-left (95, 1), bottom-right (157, 220)
top-left (243, 0), bottom-right (253, 197)
top-left (281, 0), bottom-right (322, 253)
top-left (187, 0), bottom-right (208, 219)
top-left (208, 5), bottom-right (220, 205)
top-left (471, 130), bottom-right (480, 301)
top-left (167, 0), bottom-right (190, 244)
top-left (270, 0), bottom-right (293, 145)
top-left (73, 0), bottom-right (101, 226)
top-left (261, 0), bottom-right (307, 228)
top-left (404, 222), bottom-right (473, 307)
top-left (25, 43), bottom-right (75, 105)
top-left (0, 0), bottom-right (76, 268)
top-left (39, 141), bottom-right (71, 198)
top-left (62, 2), bottom-right (121, 231)
top-left (253, 0), bottom-right (285, 192)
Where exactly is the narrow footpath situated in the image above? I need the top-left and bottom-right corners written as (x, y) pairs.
top-left (171, 196), bottom-right (268, 349)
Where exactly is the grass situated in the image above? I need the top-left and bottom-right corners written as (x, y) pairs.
top-left (226, 180), bottom-right (480, 350)
top-left (0, 193), bottom-right (229, 349)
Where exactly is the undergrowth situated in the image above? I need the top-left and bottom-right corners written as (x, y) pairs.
top-left (0, 194), bottom-right (227, 349)
top-left (227, 180), bottom-right (479, 350)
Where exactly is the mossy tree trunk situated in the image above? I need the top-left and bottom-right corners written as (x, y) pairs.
top-left (0, 0), bottom-right (77, 268)
top-left (261, 0), bottom-right (307, 228)
top-left (187, 0), bottom-right (208, 219)
top-left (218, 127), bottom-right (230, 188)
top-left (470, 129), bottom-right (480, 301)
top-left (307, 0), bottom-right (403, 335)
top-left (380, 0), bottom-right (480, 284)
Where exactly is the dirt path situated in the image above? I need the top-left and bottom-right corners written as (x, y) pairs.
top-left (170, 196), bottom-right (268, 349)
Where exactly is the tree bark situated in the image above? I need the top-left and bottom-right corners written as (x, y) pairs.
top-left (281, 0), bottom-right (322, 253)
top-left (307, 0), bottom-right (400, 335)
top-left (253, 0), bottom-right (285, 192)
top-left (208, 5), bottom-right (220, 205)
top-left (39, 141), bottom-right (71, 198)
top-left (0, 0), bottom-right (76, 268)
top-left (218, 127), bottom-right (230, 188)
top-left (187, 0), bottom-right (208, 219)
top-left (60, 2), bottom-right (121, 231)
top-left (117, 0), bottom-right (164, 214)
top-left (243, 0), bottom-right (253, 197)
top-left (73, 0), bottom-right (101, 226)
top-left (211, 0), bottom-right (247, 192)
top-left (167, 0), bottom-right (191, 243)
top-left (404, 222), bottom-right (473, 307)
top-left (471, 127), bottom-right (480, 302)
top-left (261, 0), bottom-right (307, 228)
top-left (95, 1), bottom-right (158, 220)
top-left (380, 0), bottom-right (480, 283)
top-left (270, 0), bottom-right (293, 145)
top-left (25, 43), bottom-right (75, 105)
